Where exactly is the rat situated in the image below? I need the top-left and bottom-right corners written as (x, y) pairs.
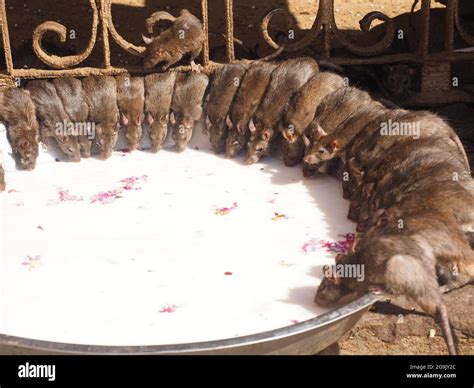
top-left (351, 136), bottom-right (470, 229)
top-left (225, 62), bottom-right (278, 159)
top-left (246, 58), bottom-right (319, 164)
top-left (53, 77), bottom-right (91, 158)
top-left (204, 63), bottom-right (248, 154)
top-left (25, 80), bottom-right (81, 162)
top-left (358, 155), bottom-right (470, 233)
top-left (142, 9), bottom-right (205, 72)
top-left (170, 72), bottom-right (209, 152)
top-left (302, 87), bottom-right (386, 169)
top-left (280, 72), bottom-right (345, 166)
top-left (282, 72), bottom-right (345, 143)
top-left (144, 72), bottom-right (177, 153)
top-left (0, 88), bottom-right (40, 170)
top-left (367, 207), bottom-right (474, 294)
top-left (82, 76), bottom-right (120, 160)
top-left (116, 74), bottom-right (145, 151)
top-left (314, 228), bottom-right (458, 355)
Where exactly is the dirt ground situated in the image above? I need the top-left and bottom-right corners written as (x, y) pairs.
top-left (319, 285), bottom-right (474, 355)
top-left (1, 0), bottom-right (473, 355)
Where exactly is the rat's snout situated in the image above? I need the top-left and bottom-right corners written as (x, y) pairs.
top-left (245, 155), bottom-right (258, 165)
top-left (175, 143), bottom-right (187, 153)
top-left (69, 153), bottom-right (81, 163)
top-left (99, 148), bottom-right (114, 160)
top-left (314, 281), bottom-right (345, 307)
top-left (304, 154), bottom-right (318, 165)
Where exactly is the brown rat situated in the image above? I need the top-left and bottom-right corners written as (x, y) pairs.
top-left (142, 10), bottom-right (205, 71)
top-left (302, 87), bottom-right (386, 169)
top-left (116, 74), bottom-right (145, 151)
top-left (205, 63), bottom-right (248, 154)
top-left (246, 58), bottom-right (319, 164)
top-left (282, 72), bottom-right (345, 143)
top-left (225, 62), bottom-right (278, 159)
top-left (25, 80), bottom-right (81, 162)
top-left (144, 72), bottom-right (177, 153)
top-left (170, 72), bottom-right (209, 152)
top-left (368, 207), bottom-right (474, 293)
top-left (281, 72), bottom-right (345, 167)
top-left (82, 76), bottom-right (120, 160)
top-left (52, 77), bottom-right (91, 158)
top-left (314, 229), bottom-right (457, 355)
top-left (0, 88), bottom-right (40, 170)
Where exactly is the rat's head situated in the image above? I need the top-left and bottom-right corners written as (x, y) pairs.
top-left (142, 36), bottom-right (173, 70)
top-left (171, 112), bottom-right (193, 153)
top-left (382, 64), bottom-right (415, 99)
top-left (95, 122), bottom-right (119, 160)
top-left (314, 264), bottom-right (352, 307)
top-left (205, 115), bottom-right (228, 154)
top-left (147, 112), bottom-right (169, 153)
top-left (8, 124), bottom-right (40, 170)
top-left (245, 119), bottom-right (273, 165)
top-left (282, 136), bottom-right (305, 167)
top-left (77, 135), bottom-right (92, 158)
top-left (120, 111), bottom-right (144, 151)
top-left (225, 117), bottom-right (249, 159)
top-left (302, 123), bottom-right (340, 167)
top-left (55, 133), bottom-right (81, 162)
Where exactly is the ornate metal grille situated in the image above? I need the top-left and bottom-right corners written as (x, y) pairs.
top-left (0, 0), bottom-right (473, 105)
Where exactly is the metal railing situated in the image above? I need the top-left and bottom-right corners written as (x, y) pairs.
top-left (0, 0), bottom-right (473, 105)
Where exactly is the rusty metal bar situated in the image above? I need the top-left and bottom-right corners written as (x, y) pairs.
top-left (100, 0), bottom-right (112, 68)
top-left (0, 0), bottom-right (13, 76)
top-left (225, 0), bottom-right (235, 63)
top-left (418, 0), bottom-right (431, 57)
top-left (444, 0), bottom-right (455, 54)
top-left (201, 0), bottom-right (210, 67)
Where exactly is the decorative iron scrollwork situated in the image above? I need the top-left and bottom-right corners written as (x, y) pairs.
top-left (32, 0), bottom-right (99, 69)
top-left (261, 0), bottom-right (396, 57)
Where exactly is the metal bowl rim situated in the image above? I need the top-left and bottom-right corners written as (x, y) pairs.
top-left (0, 293), bottom-right (380, 354)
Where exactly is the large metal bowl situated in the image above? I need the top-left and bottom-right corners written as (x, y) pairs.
top-left (0, 294), bottom-right (380, 355)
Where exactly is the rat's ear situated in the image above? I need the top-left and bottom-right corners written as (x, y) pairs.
top-left (316, 123), bottom-right (327, 139)
top-left (262, 129), bottom-right (273, 141)
top-left (203, 115), bottom-right (211, 134)
top-left (142, 34), bottom-right (153, 45)
top-left (376, 216), bottom-right (389, 228)
top-left (183, 116), bottom-right (192, 129)
top-left (363, 182), bottom-right (375, 197)
top-left (169, 111), bottom-right (176, 125)
top-left (120, 112), bottom-right (129, 126)
top-left (302, 134), bottom-right (310, 147)
top-left (225, 115), bottom-right (232, 129)
top-left (248, 118), bottom-right (256, 133)
top-left (159, 113), bottom-right (168, 125)
top-left (324, 271), bottom-right (341, 286)
top-left (331, 139), bottom-right (341, 152)
top-left (146, 112), bottom-right (154, 126)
